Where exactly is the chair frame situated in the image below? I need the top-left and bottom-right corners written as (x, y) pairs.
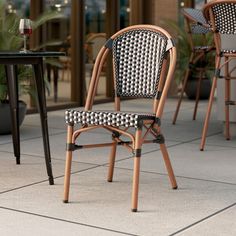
top-left (200, 0), bottom-right (236, 150)
top-left (173, 8), bottom-right (215, 124)
top-left (63, 25), bottom-right (178, 212)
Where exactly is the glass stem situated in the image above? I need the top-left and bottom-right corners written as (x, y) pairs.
top-left (24, 35), bottom-right (27, 51)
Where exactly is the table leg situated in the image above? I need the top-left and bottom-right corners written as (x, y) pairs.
top-left (5, 65), bottom-right (20, 164)
top-left (33, 62), bottom-right (54, 185)
top-left (53, 66), bottom-right (58, 103)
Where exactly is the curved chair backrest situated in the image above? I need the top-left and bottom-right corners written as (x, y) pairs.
top-left (85, 25), bottom-right (176, 118)
top-left (203, 0), bottom-right (236, 35)
top-left (112, 28), bottom-right (168, 98)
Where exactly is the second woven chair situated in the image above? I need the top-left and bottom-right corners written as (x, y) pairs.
top-left (63, 25), bottom-right (178, 212)
top-left (200, 0), bottom-right (236, 150)
top-left (173, 8), bottom-right (214, 124)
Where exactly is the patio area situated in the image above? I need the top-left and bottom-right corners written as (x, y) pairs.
top-left (0, 98), bottom-right (236, 235)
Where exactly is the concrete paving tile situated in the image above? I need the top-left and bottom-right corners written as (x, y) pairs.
top-left (0, 152), bottom-right (96, 193)
top-left (0, 167), bottom-right (236, 236)
top-left (24, 112), bottom-right (67, 130)
top-left (0, 125), bottom-right (64, 145)
top-left (179, 205), bottom-right (236, 236)
top-left (115, 143), bottom-right (236, 184)
top-left (0, 208), bottom-right (121, 236)
top-left (0, 132), bottom-right (129, 165)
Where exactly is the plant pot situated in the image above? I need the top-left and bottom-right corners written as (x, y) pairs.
top-left (185, 76), bottom-right (212, 100)
top-left (0, 100), bottom-right (27, 135)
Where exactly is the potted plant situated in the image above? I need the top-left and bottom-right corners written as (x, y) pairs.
top-left (0, 1), bottom-right (64, 134)
top-left (163, 19), bottom-right (214, 99)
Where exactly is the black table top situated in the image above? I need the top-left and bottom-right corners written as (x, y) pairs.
top-left (0, 51), bottom-right (65, 58)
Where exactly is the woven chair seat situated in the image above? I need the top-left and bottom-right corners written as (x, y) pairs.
top-left (65, 110), bottom-right (156, 128)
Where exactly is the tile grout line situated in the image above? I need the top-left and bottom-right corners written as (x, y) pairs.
top-left (113, 166), bottom-right (236, 187)
top-left (0, 130), bottom-right (67, 146)
top-left (1, 131), bottom-right (234, 195)
top-left (168, 202), bottom-right (236, 236)
top-left (0, 165), bottom-right (101, 195)
top-left (0, 206), bottom-right (139, 236)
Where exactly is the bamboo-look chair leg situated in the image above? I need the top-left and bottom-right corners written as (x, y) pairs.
top-left (63, 125), bottom-right (74, 203)
top-left (225, 57), bottom-right (230, 140)
top-left (160, 143), bottom-right (178, 189)
top-left (131, 128), bottom-right (142, 212)
top-left (107, 140), bottom-right (117, 182)
top-left (200, 76), bottom-right (217, 151)
top-left (172, 66), bottom-right (191, 124)
top-left (193, 70), bottom-right (203, 120)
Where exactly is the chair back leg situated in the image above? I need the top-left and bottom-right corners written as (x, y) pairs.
top-left (160, 143), bottom-right (178, 189)
top-left (200, 76), bottom-right (217, 151)
top-left (107, 139), bottom-right (117, 182)
top-left (200, 55), bottom-right (221, 151)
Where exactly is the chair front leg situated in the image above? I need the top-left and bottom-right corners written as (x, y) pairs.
top-left (63, 124), bottom-right (74, 203)
top-left (131, 128), bottom-right (142, 212)
top-left (200, 55), bottom-right (221, 151)
top-left (160, 143), bottom-right (178, 189)
top-left (200, 76), bottom-right (217, 151)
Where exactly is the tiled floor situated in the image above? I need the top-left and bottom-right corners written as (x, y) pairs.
top-left (0, 98), bottom-right (236, 236)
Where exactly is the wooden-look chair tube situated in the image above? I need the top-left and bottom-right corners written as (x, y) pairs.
top-left (131, 128), bottom-right (143, 212)
top-left (63, 124), bottom-right (74, 203)
top-left (160, 143), bottom-right (178, 189)
top-left (85, 47), bottom-right (109, 111)
top-left (200, 58), bottom-right (220, 151)
top-left (156, 47), bottom-right (176, 118)
top-left (107, 139), bottom-right (117, 182)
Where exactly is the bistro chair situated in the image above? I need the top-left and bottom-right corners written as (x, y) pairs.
top-left (63, 25), bottom-right (178, 212)
top-left (200, 0), bottom-right (236, 150)
top-left (173, 8), bottom-right (214, 124)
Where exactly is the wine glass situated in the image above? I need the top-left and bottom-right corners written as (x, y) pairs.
top-left (19, 19), bottom-right (32, 52)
